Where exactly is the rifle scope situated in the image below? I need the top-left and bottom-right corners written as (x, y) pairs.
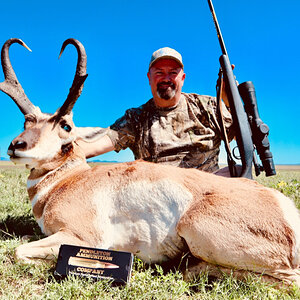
top-left (238, 81), bottom-right (276, 176)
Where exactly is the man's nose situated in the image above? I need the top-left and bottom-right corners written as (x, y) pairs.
top-left (161, 73), bottom-right (171, 81)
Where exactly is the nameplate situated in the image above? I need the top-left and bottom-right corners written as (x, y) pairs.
top-left (55, 244), bottom-right (134, 285)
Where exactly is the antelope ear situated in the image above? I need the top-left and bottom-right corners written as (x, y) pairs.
top-left (75, 127), bottom-right (108, 142)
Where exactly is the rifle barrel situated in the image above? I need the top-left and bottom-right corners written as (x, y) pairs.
top-left (207, 0), bottom-right (228, 56)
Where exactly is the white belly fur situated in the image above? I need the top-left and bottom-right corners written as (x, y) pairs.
top-left (92, 179), bottom-right (193, 263)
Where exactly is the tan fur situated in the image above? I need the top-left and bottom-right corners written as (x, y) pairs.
top-left (8, 112), bottom-right (300, 288)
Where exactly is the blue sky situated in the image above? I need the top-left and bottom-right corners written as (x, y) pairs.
top-left (0, 0), bottom-right (299, 164)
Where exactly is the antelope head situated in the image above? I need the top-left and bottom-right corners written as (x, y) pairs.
top-left (0, 38), bottom-right (104, 169)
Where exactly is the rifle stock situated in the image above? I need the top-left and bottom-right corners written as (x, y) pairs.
top-left (219, 55), bottom-right (253, 178)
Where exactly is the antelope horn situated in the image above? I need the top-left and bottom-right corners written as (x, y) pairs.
top-left (0, 38), bottom-right (36, 115)
top-left (56, 38), bottom-right (88, 120)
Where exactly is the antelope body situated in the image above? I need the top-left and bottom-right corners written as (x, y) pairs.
top-left (1, 39), bottom-right (300, 287)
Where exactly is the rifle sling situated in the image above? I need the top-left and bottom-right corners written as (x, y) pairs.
top-left (216, 70), bottom-right (238, 177)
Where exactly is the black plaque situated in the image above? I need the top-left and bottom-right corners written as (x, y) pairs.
top-left (55, 244), bottom-right (134, 285)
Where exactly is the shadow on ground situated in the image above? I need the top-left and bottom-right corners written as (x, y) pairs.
top-left (0, 215), bottom-right (42, 238)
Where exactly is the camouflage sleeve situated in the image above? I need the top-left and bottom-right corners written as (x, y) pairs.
top-left (194, 94), bottom-right (234, 142)
top-left (106, 109), bottom-right (137, 152)
top-left (208, 96), bottom-right (235, 142)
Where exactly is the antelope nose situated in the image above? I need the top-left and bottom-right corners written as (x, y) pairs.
top-left (8, 140), bottom-right (27, 152)
top-left (15, 141), bottom-right (27, 149)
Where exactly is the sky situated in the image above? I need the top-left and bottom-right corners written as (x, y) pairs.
top-left (0, 0), bottom-right (299, 165)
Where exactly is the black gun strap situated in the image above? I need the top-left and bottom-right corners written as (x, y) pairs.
top-left (216, 69), bottom-right (238, 177)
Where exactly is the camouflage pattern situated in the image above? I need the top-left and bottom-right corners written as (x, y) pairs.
top-left (107, 93), bottom-right (234, 172)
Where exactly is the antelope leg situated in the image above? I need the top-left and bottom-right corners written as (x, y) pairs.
top-left (15, 230), bottom-right (89, 264)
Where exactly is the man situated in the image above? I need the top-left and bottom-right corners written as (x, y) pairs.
top-left (79, 47), bottom-right (233, 173)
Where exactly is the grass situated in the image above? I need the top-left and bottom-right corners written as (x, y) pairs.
top-left (0, 166), bottom-right (300, 299)
top-left (256, 171), bottom-right (300, 209)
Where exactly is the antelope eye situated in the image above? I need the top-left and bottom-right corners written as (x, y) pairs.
top-left (61, 123), bottom-right (72, 132)
top-left (24, 117), bottom-right (36, 128)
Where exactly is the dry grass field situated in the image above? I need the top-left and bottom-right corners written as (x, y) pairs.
top-left (1, 160), bottom-right (299, 170)
top-left (275, 165), bottom-right (300, 171)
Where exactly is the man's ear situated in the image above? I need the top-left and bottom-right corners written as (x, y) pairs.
top-left (75, 127), bottom-right (108, 143)
top-left (147, 72), bottom-right (151, 84)
top-left (181, 72), bottom-right (186, 87)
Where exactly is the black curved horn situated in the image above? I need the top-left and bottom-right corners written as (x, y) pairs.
top-left (0, 38), bottom-right (36, 115)
top-left (56, 38), bottom-right (88, 119)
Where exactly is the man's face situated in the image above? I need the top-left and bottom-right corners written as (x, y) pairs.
top-left (147, 59), bottom-right (185, 104)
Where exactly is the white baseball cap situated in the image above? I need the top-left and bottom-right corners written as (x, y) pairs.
top-left (149, 47), bottom-right (183, 70)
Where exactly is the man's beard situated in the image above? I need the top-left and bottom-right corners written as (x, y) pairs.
top-left (157, 82), bottom-right (176, 100)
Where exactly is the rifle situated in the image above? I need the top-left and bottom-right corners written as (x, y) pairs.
top-left (207, 0), bottom-right (276, 178)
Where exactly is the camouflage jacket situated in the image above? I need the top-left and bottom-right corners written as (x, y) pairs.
top-left (107, 93), bottom-right (234, 172)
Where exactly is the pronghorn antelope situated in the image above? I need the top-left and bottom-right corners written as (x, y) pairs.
top-left (1, 38), bottom-right (300, 287)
